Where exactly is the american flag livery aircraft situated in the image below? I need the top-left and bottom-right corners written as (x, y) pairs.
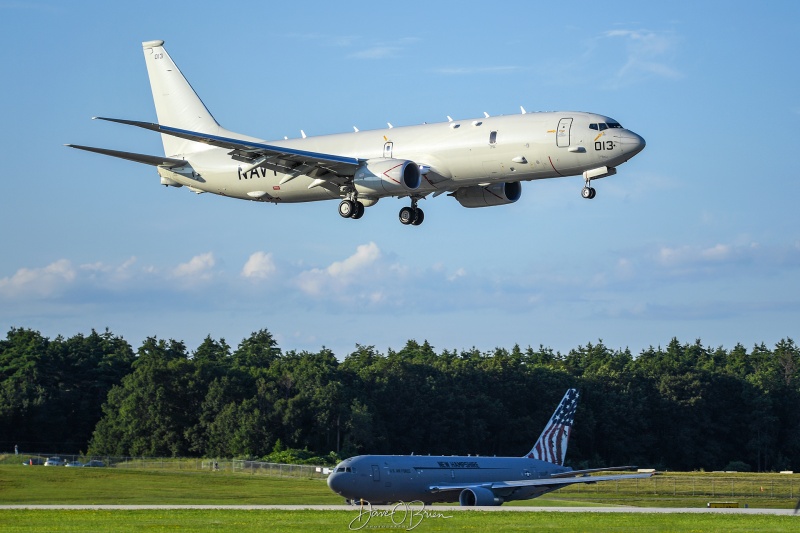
top-left (328, 389), bottom-right (653, 506)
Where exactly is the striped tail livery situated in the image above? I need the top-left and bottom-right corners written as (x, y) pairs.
top-left (526, 388), bottom-right (579, 465)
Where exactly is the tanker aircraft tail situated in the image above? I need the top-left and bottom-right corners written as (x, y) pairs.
top-left (526, 388), bottom-right (579, 465)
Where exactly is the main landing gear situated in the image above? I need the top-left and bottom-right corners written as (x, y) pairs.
top-left (338, 195), bottom-right (425, 226)
top-left (338, 199), bottom-right (365, 219)
top-left (399, 199), bottom-right (424, 226)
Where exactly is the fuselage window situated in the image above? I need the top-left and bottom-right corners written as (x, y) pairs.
top-left (489, 131), bottom-right (497, 144)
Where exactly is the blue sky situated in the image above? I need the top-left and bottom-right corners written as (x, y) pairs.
top-left (1, 1), bottom-right (798, 357)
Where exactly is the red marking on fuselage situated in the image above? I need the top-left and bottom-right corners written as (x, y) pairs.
top-left (548, 156), bottom-right (564, 177)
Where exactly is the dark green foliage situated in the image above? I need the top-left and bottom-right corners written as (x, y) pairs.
top-left (0, 328), bottom-right (134, 454)
top-left (1, 328), bottom-right (799, 472)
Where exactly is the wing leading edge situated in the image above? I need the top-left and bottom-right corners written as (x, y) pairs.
top-left (429, 471), bottom-right (654, 495)
top-left (93, 117), bottom-right (362, 179)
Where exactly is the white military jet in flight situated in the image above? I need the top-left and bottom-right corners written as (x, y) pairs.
top-left (69, 41), bottom-right (645, 226)
top-left (327, 389), bottom-right (653, 506)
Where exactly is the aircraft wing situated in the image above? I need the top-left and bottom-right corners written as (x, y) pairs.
top-left (429, 472), bottom-right (653, 495)
top-left (549, 465), bottom-right (639, 478)
top-left (65, 144), bottom-right (187, 168)
top-left (93, 117), bottom-right (362, 180)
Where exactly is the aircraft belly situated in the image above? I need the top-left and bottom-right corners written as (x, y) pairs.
top-left (202, 168), bottom-right (339, 203)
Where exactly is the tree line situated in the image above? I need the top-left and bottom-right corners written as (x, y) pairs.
top-left (1, 327), bottom-right (798, 472)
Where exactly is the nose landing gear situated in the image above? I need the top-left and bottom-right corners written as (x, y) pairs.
top-left (581, 174), bottom-right (596, 199)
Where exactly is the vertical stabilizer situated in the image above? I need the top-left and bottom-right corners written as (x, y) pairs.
top-left (141, 40), bottom-right (220, 157)
top-left (525, 388), bottom-right (579, 465)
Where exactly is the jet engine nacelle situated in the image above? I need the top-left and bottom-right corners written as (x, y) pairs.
top-left (354, 158), bottom-right (421, 196)
top-left (453, 181), bottom-right (522, 208)
top-left (458, 487), bottom-right (503, 506)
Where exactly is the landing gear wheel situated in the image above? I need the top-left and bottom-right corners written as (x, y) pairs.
top-left (589, 187), bottom-right (596, 199)
top-left (339, 199), bottom-right (355, 218)
top-left (351, 201), bottom-right (365, 219)
top-left (399, 206), bottom-right (416, 225)
top-left (411, 208), bottom-right (424, 226)
top-left (581, 186), bottom-right (592, 199)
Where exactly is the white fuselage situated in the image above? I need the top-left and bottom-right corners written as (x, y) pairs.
top-left (158, 111), bottom-right (645, 203)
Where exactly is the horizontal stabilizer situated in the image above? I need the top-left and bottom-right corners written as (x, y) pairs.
top-left (66, 144), bottom-right (186, 168)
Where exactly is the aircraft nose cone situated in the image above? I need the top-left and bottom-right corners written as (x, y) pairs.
top-left (618, 130), bottom-right (646, 158)
top-left (327, 472), bottom-right (338, 490)
top-left (327, 471), bottom-right (344, 494)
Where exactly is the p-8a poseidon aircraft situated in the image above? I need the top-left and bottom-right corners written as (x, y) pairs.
top-left (68, 41), bottom-right (645, 226)
top-left (327, 389), bottom-right (653, 506)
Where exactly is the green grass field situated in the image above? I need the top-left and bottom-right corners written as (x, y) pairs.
top-left (1, 464), bottom-right (798, 508)
top-left (0, 463), bottom-right (339, 505)
top-left (2, 465), bottom-right (799, 531)
top-left (1, 509), bottom-right (799, 533)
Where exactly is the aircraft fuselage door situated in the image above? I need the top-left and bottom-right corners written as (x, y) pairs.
top-left (556, 118), bottom-right (572, 148)
top-left (383, 142), bottom-right (393, 158)
top-left (372, 464), bottom-right (380, 481)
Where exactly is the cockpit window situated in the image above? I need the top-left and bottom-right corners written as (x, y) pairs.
top-left (590, 122), bottom-right (623, 131)
top-left (336, 467), bottom-right (354, 473)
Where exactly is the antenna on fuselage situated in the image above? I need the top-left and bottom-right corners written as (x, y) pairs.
top-left (520, 106), bottom-right (527, 114)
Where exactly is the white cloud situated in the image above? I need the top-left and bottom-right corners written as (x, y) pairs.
top-left (172, 253), bottom-right (216, 281)
top-left (349, 46), bottom-right (401, 59)
top-left (433, 66), bottom-right (525, 75)
top-left (295, 242), bottom-right (381, 296)
top-left (0, 259), bottom-right (76, 298)
top-left (241, 252), bottom-right (277, 280)
top-left (348, 37), bottom-right (420, 59)
top-left (328, 242), bottom-right (381, 278)
top-left (447, 268), bottom-right (466, 282)
top-left (658, 243), bottom-right (744, 266)
top-left (602, 29), bottom-right (682, 86)
top-left (80, 257), bottom-right (137, 279)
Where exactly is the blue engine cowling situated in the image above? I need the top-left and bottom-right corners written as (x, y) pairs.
top-left (458, 487), bottom-right (504, 506)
